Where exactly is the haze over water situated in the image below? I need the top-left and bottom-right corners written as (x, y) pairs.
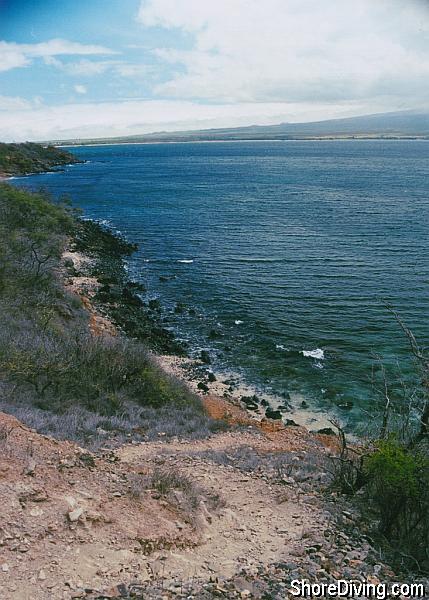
top-left (15, 140), bottom-right (429, 430)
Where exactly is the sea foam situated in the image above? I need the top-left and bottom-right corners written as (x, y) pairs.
top-left (301, 348), bottom-right (324, 360)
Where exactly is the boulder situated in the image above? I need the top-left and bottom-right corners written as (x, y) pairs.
top-left (317, 427), bottom-right (336, 436)
top-left (197, 382), bottom-right (209, 393)
top-left (265, 407), bottom-right (282, 420)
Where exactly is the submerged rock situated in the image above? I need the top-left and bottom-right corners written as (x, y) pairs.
top-left (338, 401), bottom-right (353, 410)
top-left (174, 302), bottom-right (186, 314)
top-left (148, 299), bottom-right (161, 311)
top-left (200, 350), bottom-right (211, 364)
top-left (208, 329), bottom-right (223, 340)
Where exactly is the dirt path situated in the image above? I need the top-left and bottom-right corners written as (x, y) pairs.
top-left (0, 413), bottom-right (410, 599)
top-left (117, 431), bottom-right (330, 586)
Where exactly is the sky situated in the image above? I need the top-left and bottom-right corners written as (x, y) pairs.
top-left (0, 0), bottom-right (428, 141)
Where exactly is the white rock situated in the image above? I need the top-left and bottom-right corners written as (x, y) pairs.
top-left (67, 507), bottom-right (84, 522)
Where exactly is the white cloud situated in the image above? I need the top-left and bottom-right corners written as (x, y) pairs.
top-left (74, 85), bottom-right (87, 95)
top-left (51, 58), bottom-right (153, 79)
top-left (114, 63), bottom-right (154, 78)
top-left (0, 95), bottom-right (32, 110)
top-left (0, 39), bottom-right (117, 73)
top-left (62, 59), bottom-right (116, 76)
top-left (137, 0), bottom-right (429, 107)
top-left (0, 97), bottom-right (402, 142)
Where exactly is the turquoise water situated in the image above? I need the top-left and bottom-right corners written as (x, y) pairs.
top-left (13, 140), bottom-right (429, 430)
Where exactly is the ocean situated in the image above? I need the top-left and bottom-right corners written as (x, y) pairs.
top-left (12, 140), bottom-right (429, 431)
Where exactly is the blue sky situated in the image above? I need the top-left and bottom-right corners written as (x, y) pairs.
top-left (0, 0), bottom-right (188, 105)
top-left (0, 0), bottom-right (428, 141)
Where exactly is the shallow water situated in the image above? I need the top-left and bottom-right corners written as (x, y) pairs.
top-left (14, 140), bottom-right (429, 430)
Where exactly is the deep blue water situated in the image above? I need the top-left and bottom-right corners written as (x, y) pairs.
top-left (13, 140), bottom-right (429, 430)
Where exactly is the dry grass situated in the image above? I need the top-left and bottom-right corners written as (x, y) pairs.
top-left (129, 467), bottom-right (225, 524)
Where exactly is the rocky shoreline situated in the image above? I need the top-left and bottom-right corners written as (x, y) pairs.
top-left (69, 218), bottom-right (337, 435)
top-left (67, 218), bottom-right (186, 356)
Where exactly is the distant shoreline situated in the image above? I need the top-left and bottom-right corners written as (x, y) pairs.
top-left (56, 136), bottom-right (429, 148)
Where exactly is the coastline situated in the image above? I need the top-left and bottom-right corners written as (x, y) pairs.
top-left (6, 157), bottom-right (344, 438)
top-left (63, 238), bottom-right (342, 462)
top-left (56, 135), bottom-right (429, 148)
top-left (68, 217), bottom-right (337, 436)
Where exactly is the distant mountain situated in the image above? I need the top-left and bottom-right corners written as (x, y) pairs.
top-left (49, 110), bottom-right (429, 146)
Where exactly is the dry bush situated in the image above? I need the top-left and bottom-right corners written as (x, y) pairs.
top-left (129, 467), bottom-right (224, 523)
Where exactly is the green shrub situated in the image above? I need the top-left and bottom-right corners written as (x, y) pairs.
top-left (364, 438), bottom-right (429, 567)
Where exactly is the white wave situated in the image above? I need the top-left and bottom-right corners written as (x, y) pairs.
top-left (301, 348), bottom-right (324, 360)
top-left (276, 344), bottom-right (286, 350)
top-left (178, 259), bottom-right (194, 264)
top-left (234, 320), bottom-right (244, 325)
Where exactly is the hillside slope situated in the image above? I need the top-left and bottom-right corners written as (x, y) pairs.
top-left (0, 142), bottom-right (81, 176)
top-left (48, 110), bottom-right (429, 145)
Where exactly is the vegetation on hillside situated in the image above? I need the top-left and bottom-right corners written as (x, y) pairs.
top-left (330, 324), bottom-right (429, 572)
top-left (0, 183), bottom-right (218, 448)
top-left (0, 142), bottom-right (81, 176)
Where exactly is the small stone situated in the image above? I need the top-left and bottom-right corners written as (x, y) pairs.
top-left (38, 569), bottom-right (47, 581)
top-left (67, 507), bottom-right (84, 522)
top-left (1, 563), bottom-right (9, 572)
